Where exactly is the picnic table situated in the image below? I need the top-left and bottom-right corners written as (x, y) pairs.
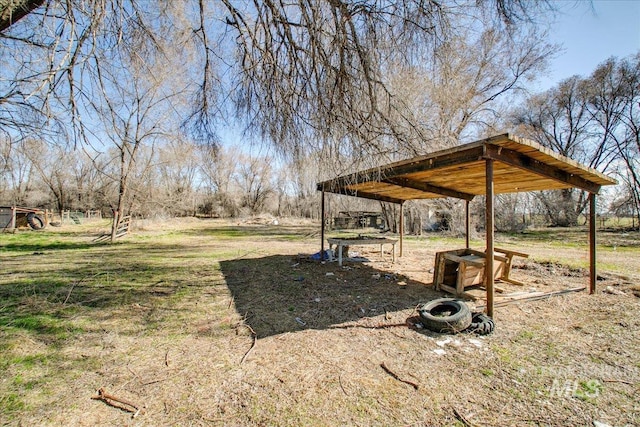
top-left (327, 236), bottom-right (397, 266)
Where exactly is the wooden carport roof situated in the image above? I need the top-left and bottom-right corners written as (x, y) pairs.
top-left (316, 133), bottom-right (616, 203)
top-left (317, 133), bottom-right (617, 318)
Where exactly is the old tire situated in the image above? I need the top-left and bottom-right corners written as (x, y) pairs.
top-left (418, 298), bottom-right (472, 333)
top-left (467, 313), bottom-right (495, 335)
top-left (26, 213), bottom-right (46, 230)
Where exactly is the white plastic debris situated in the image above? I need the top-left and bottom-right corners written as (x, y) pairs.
top-left (468, 339), bottom-right (483, 348)
top-left (436, 338), bottom-right (452, 347)
top-left (432, 349), bottom-right (446, 356)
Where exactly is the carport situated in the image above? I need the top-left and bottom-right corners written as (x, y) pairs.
top-left (317, 133), bottom-right (618, 317)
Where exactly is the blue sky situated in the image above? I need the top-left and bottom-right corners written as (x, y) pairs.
top-left (536, 0), bottom-right (640, 90)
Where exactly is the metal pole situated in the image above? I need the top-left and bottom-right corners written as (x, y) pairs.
top-left (589, 193), bottom-right (596, 294)
top-left (485, 159), bottom-right (495, 318)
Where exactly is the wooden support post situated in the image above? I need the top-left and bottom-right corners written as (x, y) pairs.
top-left (465, 200), bottom-right (470, 249)
top-left (485, 159), bottom-right (495, 318)
top-left (589, 193), bottom-right (596, 294)
top-left (399, 201), bottom-right (404, 257)
top-left (320, 190), bottom-right (326, 260)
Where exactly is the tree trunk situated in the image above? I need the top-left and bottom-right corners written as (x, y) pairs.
top-left (380, 202), bottom-right (398, 233)
top-left (0, 0), bottom-right (45, 32)
top-left (110, 151), bottom-right (128, 243)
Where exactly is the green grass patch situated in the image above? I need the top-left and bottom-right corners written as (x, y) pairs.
top-left (0, 392), bottom-right (28, 414)
top-left (0, 313), bottom-right (86, 341)
top-left (480, 368), bottom-right (494, 377)
top-left (0, 232), bottom-right (93, 252)
top-left (515, 330), bottom-right (536, 341)
top-left (0, 354), bottom-right (48, 370)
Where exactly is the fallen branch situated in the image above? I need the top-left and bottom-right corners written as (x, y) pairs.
top-left (91, 387), bottom-right (144, 417)
top-left (338, 374), bottom-right (349, 396)
top-left (142, 371), bottom-right (181, 386)
top-left (328, 322), bottom-right (411, 330)
top-left (602, 378), bottom-right (634, 385)
top-left (237, 324), bottom-right (257, 364)
top-left (380, 362), bottom-right (419, 390)
top-left (64, 272), bottom-right (105, 305)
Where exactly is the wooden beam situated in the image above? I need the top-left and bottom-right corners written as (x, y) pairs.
top-left (483, 144), bottom-right (602, 194)
top-left (316, 145), bottom-right (485, 194)
top-left (589, 193), bottom-right (596, 294)
top-left (485, 159), bottom-right (495, 318)
top-left (383, 145), bottom-right (485, 177)
top-left (321, 190), bottom-right (326, 261)
top-left (318, 185), bottom-right (405, 205)
top-left (383, 177), bottom-right (475, 201)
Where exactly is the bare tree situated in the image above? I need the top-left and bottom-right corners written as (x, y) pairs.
top-left (0, 136), bottom-right (36, 205)
top-left (2, 0), bottom-right (561, 229)
top-left (197, 144), bottom-right (241, 217)
top-left (0, 137), bottom-right (13, 198)
top-left (513, 77), bottom-right (597, 226)
top-left (585, 54), bottom-right (640, 227)
top-left (380, 23), bottom-right (555, 233)
top-left (156, 138), bottom-right (200, 216)
top-left (514, 53), bottom-right (640, 227)
top-left (1, 0), bottom-right (109, 141)
top-left (81, 36), bottom-right (187, 238)
top-left (18, 139), bottom-right (76, 212)
top-left (70, 148), bottom-right (112, 211)
top-left (235, 152), bottom-right (274, 215)
top-left (389, 26), bottom-right (556, 153)
top-left (192, 0), bottom-right (556, 166)
top-left (3, 1), bottom-right (556, 154)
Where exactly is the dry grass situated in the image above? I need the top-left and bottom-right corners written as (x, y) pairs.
top-left (1, 218), bottom-right (639, 426)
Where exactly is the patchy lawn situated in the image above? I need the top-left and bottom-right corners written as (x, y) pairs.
top-left (1, 218), bottom-right (638, 426)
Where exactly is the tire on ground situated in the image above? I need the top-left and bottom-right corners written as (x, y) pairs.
top-left (467, 312), bottom-right (495, 335)
top-left (418, 298), bottom-right (472, 333)
top-left (26, 213), bottom-right (46, 230)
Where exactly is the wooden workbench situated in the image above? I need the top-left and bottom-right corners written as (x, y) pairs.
top-left (327, 237), bottom-right (397, 266)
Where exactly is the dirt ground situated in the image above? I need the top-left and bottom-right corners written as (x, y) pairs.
top-left (1, 218), bottom-right (639, 426)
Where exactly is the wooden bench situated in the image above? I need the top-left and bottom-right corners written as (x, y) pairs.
top-left (433, 247), bottom-right (528, 296)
